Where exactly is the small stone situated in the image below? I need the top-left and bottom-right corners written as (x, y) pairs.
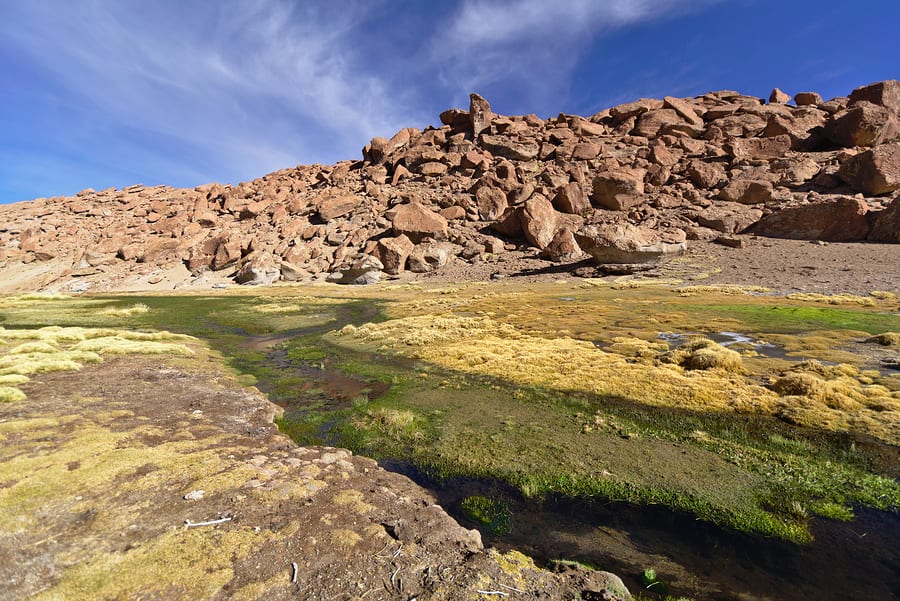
top-left (183, 490), bottom-right (205, 501)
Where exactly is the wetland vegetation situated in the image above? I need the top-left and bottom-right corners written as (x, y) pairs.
top-left (1, 281), bottom-right (898, 598)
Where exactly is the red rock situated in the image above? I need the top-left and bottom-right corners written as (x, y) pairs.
top-left (838, 143), bottom-right (900, 195)
top-left (610, 98), bottom-right (663, 121)
top-left (663, 96), bottom-right (704, 126)
top-left (718, 180), bottom-right (774, 204)
top-left (695, 204), bottom-right (763, 233)
top-left (868, 196), bottom-right (900, 242)
top-left (753, 197), bottom-right (870, 241)
top-left (476, 186), bottom-right (508, 221)
top-left (848, 80), bottom-right (900, 114)
top-left (633, 109), bottom-right (684, 138)
top-left (318, 194), bottom-right (361, 221)
top-left (391, 202), bottom-right (448, 242)
top-left (541, 228), bottom-right (583, 262)
top-left (439, 206), bottom-right (466, 220)
top-left (470, 93), bottom-right (493, 136)
top-left (489, 207), bottom-right (523, 238)
top-left (591, 169), bottom-right (646, 211)
top-left (520, 195), bottom-right (558, 249)
top-left (418, 162), bottom-right (448, 176)
top-left (574, 223), bottom-right (686, 264)
top-left (826, 102), bottom-right (900, 147)
top-left (794, 92), bottom-right (822, 106)
top-left (553, 182), bottom-right (590, 215)
top-left (571, 142), bottom-right (601, 160)
top-left (725, 135), bottom-right (791, 161)
top-left (408, 241), bottom-right (457, 273)
top-left (213, 236), bottom-right (243, 270)
top-left (375, 234), bottom-right (415, 274)
top-left (480, 135), bottom-right (539, 161)
top-left (769, 88), bottom-right (791, 104)
top-left (687, 160), bottom-right (727, 189)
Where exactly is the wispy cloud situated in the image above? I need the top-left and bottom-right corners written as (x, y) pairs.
top-left (431, 0), bottom-right (721, 108)
top-left (0, 1), bottom-right (420, 191)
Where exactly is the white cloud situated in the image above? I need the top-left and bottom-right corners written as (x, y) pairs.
top-left (0, 1), bottom-right (420, 187)
top-left (431, 0), bottom-right (721, 104)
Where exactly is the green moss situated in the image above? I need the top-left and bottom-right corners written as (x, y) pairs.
top-left (460, 495), bottom-right (512, 535)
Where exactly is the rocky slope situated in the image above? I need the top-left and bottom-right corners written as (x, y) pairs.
top-left (2, 81), bottom-right (899, 292)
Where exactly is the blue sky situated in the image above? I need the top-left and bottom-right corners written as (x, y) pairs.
top-left (1, 0), bottom-right (898, 204)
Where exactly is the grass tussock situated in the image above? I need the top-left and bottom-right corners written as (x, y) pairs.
top-left (665, 338), bottom-right (743, 372)
top-left (72, 337), bottom-right (193, 356)
top-left (866, 332), bottom-right (900, 347)
top-left (99, 303), bottom-right (150, 317)
top-left (0, 387), bottom-right (26, 402)
top-left (785, 293), bottom-right (877, 306)
top-left (674, 285), bottom-right (770, 296)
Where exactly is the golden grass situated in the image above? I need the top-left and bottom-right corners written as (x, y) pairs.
top-left (336, 313), bottom-right (900, 444)
top-left (99, 302), bottom-right (150, 317)
top-left (785, 293), bottom-right (877, 306)
top-left (867, 332), bottom-right (900, 347)
top-left (0, 387), bottom-right (26, 402)
top-left (674, 284), bottom-right (770, 296)
top-left (72, 337), bottom-right (193, 356)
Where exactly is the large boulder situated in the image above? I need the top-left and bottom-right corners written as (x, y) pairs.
top-left (520, 195), bottom-right (559, 249)
top-left (470, 93), bottom-right (493, 136)
top-left (575, 223), bottom-right (687, 264)
top-left (390, 202), bottom-right (448, 242)
top-left (591, 169), bottom-right (646, 211)
top-left (695, 204), bottom-right (763, 233)
top-left (541, 228), bottom-right (583, 262)
top-left (753, 197), bottom-right (870, 241)
top-left (686, 160), bottom-right (727, 189)
top-left (718, 179), bottom-right (774, 204)
top-left (553, 182), bottom-right (590, 215)
top-left (317, 194), bottom-right (361, 221)
top-left (868, 196), bottom-right (900, 243)
top-left (838, 143), bottom-right (900, 195)
top-left (725, 135), bottom-right (791, 161)
top-left (407, 241), bottom-right (457, 273)
top-left (375, 234), bottom-right (415, 275)
top-left (480, 135), bottom-right (540, 161)
top-left (826, 102), bottom-right (900, 147)
top-left (476, 186), bottom-right (509, 221)
top-left (848, 80), bottom-right (900, 114)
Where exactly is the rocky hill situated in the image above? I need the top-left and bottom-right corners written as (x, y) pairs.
top-left (2, 80), bottom-right (899, 292)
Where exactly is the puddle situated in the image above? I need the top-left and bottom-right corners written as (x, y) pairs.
top-left (657, 331), bottom-right (838, 365)
top-left (384, 463), bottom-right (900, 601)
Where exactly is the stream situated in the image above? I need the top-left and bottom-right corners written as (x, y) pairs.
top-left (225, 304), bottom-right (900, 601)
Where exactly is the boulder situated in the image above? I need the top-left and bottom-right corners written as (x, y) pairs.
top-left (838, 143), bottom-right (900, 195)
top-left (327, 255), bottom-right (383, 285)
top-left (375, 234), bottom-right (415, 274)
top-left (480, 135), bottom-right (539, 161)
top-left (476, 186), bottom-right (509, 221)
top-left (407, 241), bottom-right (457, 273)
top-left (470, 93), bottom-right (493, 136)
top-left (541, 228), bottom-right (583, 262)
top-left (725, 135), bottom-right (791, 161)
top-left (826, 102), bottom-right (900, 147)
top-left (609, 98), bottom-right (663, 121)
top-left (848, 80), bottom-right (900, 114)
top-left (769, 88), bottom-right (791, 104)
top-left (575, 223), bottom-right (687, 264)
top-left (868, 196), bottom-right (900, 243)
top-left (553, 182), bottom-right (590, 215)
top-left (686, 160), bottom-right (727, 189)
top-left (794, 92), bottom-right (822, 106)
top-left (633, 109), bottom-right (685, 138)
top-left (520, 195), bottom-right (558, 249)
top-left (391, 202), bottom-right (448, 242)
top-left (318, 194), bottom-right (361, 221)
top-left (591, 169), bottom-right (646, 211)
top-left (718, 180), bottom-right (774, 204)
top-left (695, 204), bottom-right (763, 233)
top-left (235, 253), bottom-right (280, 285)
top-left (753, 197), bottom-right (870, 241)
top-left (663, 96), bottom-right (704, 126)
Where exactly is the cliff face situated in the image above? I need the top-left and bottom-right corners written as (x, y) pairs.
top-left (2, 81), bottom-right (899, 292)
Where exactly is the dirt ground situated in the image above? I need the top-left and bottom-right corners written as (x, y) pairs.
top-left (0, 351), bottom-right (630, 601)
top-left (415, 237), bottom-right (900, 296)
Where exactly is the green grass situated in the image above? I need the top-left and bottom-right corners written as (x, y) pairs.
top-left (2, 285), bottom-right (897, 545)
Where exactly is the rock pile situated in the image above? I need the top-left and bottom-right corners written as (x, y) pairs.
top-left (2, 81), bottom-right (899, 291)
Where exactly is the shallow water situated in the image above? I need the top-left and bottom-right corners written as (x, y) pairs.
top-left (385, 463), bottom-right (900, 601)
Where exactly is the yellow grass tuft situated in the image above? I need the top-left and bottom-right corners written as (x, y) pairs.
top-left (72, 337), bottom-right (193, 356)
top-left (785, 293), bottom-right (876, 306)
top-left (8, 341), bottom-right (59, 354)
top-left (99, 303), bottom-right (150, 317)
top-left (0, 387), bottom-right (26, 402)
top-left (866, 332), bottom-right (900, 347)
